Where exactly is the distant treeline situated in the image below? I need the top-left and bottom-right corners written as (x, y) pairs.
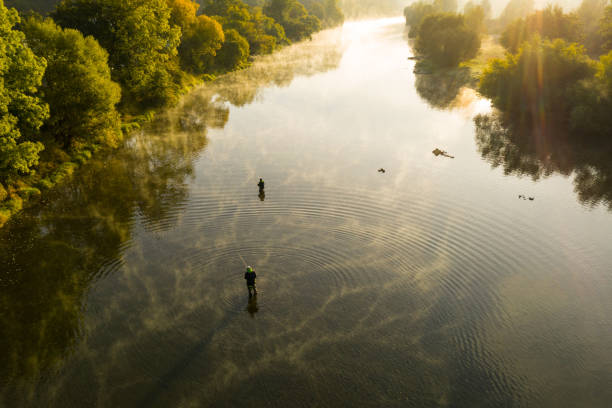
top-left (0, 0), bottom-right (343, 226)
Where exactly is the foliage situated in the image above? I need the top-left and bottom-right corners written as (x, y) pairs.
top-left (21, 16), bottom-right (122, 149)
top-left (215, 28), bottom-right (250, 71)
top-left (201, 0), bottom-right (287, 55)
top-left (404, 1), bottom-right (440, 38)
top-left (0, 1), bottom-right (48, 183)
top-left (601, 5), bottom-right (612, 54)
top-left (501, 6), bottom-right (582, 53)
top-left (415, 12), bottom-right (481, 68)
top-left (479, 37), bottom-right (596, 119)
top-left (53, 0), bottom-right (182, 108)
top-left (263, 0), bottom-right (321, 42)
top-left (576, 0), bottom-right (608, 56)
top-left (464, 0), bottom-right (490, 20)
top-left (463, 3), bottom-right (486, 34)
top-left (298, 0), bottom-right (343, 28)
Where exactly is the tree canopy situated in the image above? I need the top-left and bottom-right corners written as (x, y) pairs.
top-left (501, 6), bottom-right (582, 53)
top-left (200, 0), bottom-right (288, 55)
top-left (480, 37), bottom-right (595, 119)
top-left (0, 1), bottom-right (48, 182)
top-left (53, 0), bottom-right (182, 108)
top-left (21, 16), bottom-right (122, 149)
top-left (263, 0), bottom-right (321, 42)
top-left (415, 12), bottom-right (481, 67)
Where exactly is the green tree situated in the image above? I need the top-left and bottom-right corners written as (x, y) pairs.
top-left (404, 1), bottom-right (440, 38)
top-left (21, 16), bottom-right (122, 149)
top-left (601, 5), bottom-right (612, 53)
top-left (480, 37), bottom-right (595, 119)
top-left (415, 13), bottom-right (481, 67)
top-left (166, 0), bottom-right (225, 74)
top-left (299, 0), bottom-right (343, 27)
top-left (214, 28), bottom-right (250, 71)
top-left (463, 3), bottom-right (486, 34)
top-left (263, 0), bottom-right (321, 42)
top-left (501, 6), bottom-right (582, 53)
top-left (0, 0), bottom-right (48, 182)
top-left (576, 0), bottom-right (608, 55)
top-left (201, 0), bottom-right (287, 54)
top-left (53, 0), bottom-right (182, 108)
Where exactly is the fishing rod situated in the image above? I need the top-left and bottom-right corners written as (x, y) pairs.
top-left (238, 254), bottom-right (248, 268)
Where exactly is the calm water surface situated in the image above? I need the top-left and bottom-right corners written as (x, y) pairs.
top-left (1, 18), bottom-right (612, 407)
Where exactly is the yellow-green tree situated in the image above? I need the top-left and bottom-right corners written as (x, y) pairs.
top-left (415, 13), bottom-right (481, 67)
top-left (201, 0), bottom-right (288, 55)
top-left (480, 38), bottom-right (595, 118)
top-left (21, 16), bottom-right (122, 149)
top-left (263, 0), bottom-right (321, 42)
top-left (501, 6), bottom-right (582, 53)
top-left (0, 0), bottom-right (48, 183)
top-left (53, 0), bottom-right (182, 108)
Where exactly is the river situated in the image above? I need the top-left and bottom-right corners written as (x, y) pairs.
top-left (1, 17), bottom-right (611, 407)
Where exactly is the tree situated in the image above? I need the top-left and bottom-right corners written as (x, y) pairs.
top-left (601, 5), bottom-right (612, 53)
top-left (404, 1), bottom-right (440, 38)
top-left (298, 0), bottom-right (343, 27)
top-left (201, 0), bottom-right (287, 54)
top-left (0, 0), bottom-right (48, 182)
top-left (53, 0), bottom-right (182, 108)
top-left (501, 6), bottom-right (582, 53)
top-left (214, 28), bottom-right (250, 71)
top-left (415, 13), bottom-right (481, 67)
top-left (263, 0), bottom-right (321, 42)
top-left (576, 0), bottom-right (608, 55)
top-left (480, 37), bottom-right (595, 119)
top-left (463, 3), bottom-right (486, 34)
top-left (21, 16), bottom-right (122, 149)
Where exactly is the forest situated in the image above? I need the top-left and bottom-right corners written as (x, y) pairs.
top-left (0, 0), bottom-right (343, 226)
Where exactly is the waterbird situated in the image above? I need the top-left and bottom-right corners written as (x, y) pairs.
top-left (529, 197), bottom-right (535, 201)
top-left (378, 168), bottom-right (386, 173)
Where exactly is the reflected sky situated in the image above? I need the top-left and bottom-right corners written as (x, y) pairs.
top-left (1, 17), bottom-right (612, 408)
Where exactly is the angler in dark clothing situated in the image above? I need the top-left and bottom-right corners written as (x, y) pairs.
top-left (245, 266), bottom-right (257, 297)
top-left (258, 178), bottom-right (265, 191)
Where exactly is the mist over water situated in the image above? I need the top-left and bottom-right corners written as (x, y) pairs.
top-left (1, 18), bottom-right (612, 407)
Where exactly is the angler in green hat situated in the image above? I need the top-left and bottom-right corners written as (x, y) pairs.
top-left (244, 266), bottom-right (257, 297)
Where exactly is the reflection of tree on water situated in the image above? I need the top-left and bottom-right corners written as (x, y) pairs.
top-left (414, 67), bottom-right (472, 110)
top-left (0, 31), bottom-right (344, 397)
top-left (474, 112), bottom-right (612, 210)
top-left (0, 98), bottom-right (229, 398)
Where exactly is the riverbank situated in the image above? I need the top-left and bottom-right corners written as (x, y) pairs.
top-left (0, 25), bottom-right (337, 229)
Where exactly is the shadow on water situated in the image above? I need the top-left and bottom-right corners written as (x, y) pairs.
top-left (414, 67), bottom-right (472, 110)
top-left (0, 28), bottom-right (343, 406)
top-left (0, 105), bottom-right (225, 397)
top-left (474, 111), bottom-right (612, 210)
